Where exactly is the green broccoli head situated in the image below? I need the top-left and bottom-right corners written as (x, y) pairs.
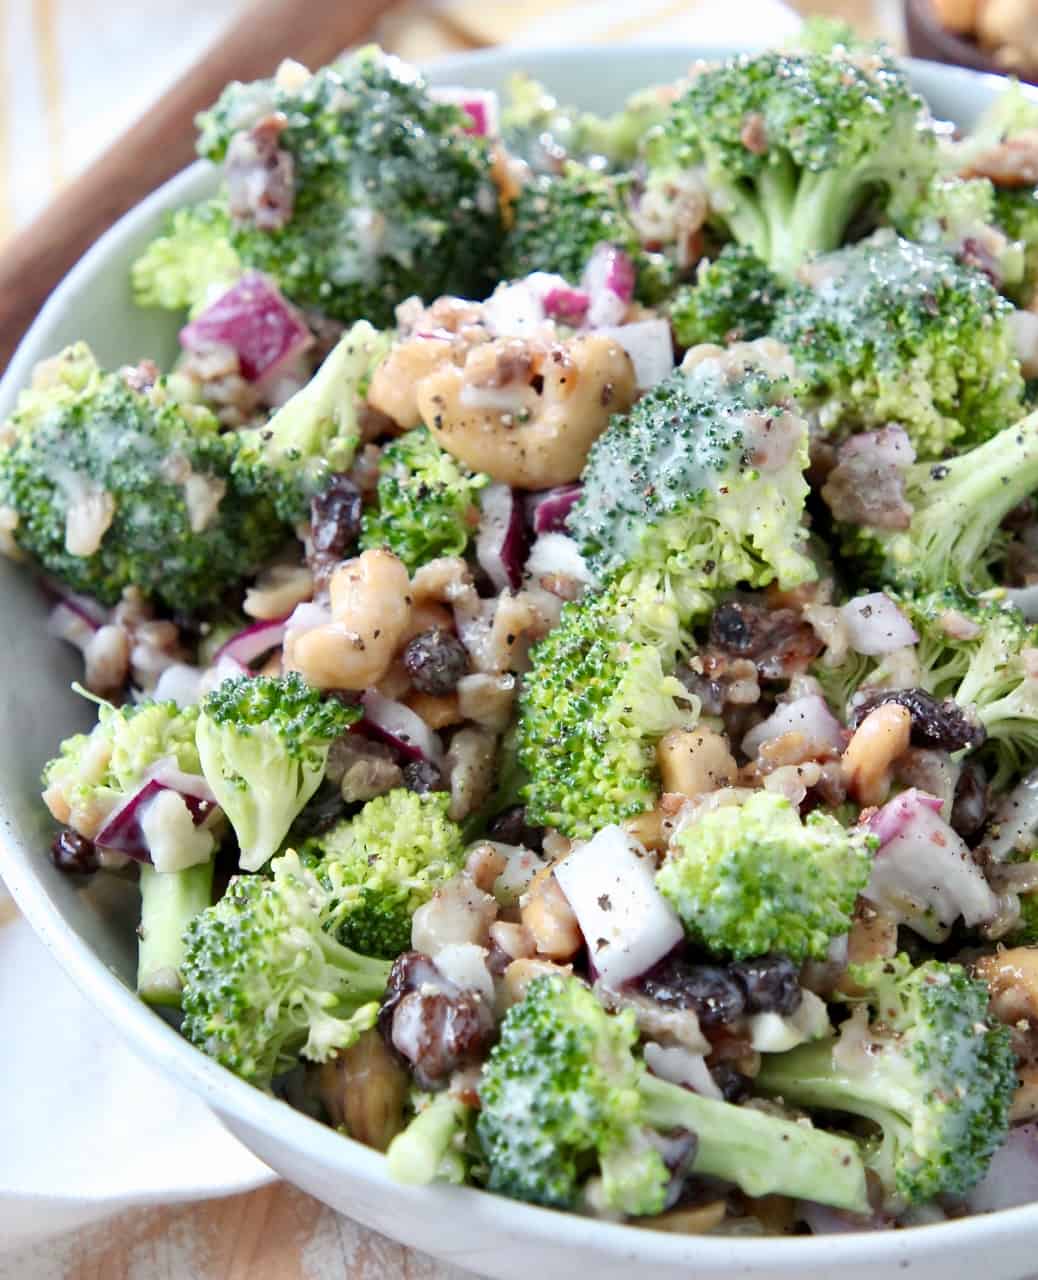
top-left (130, 200), bottom-right (242, 315)
top-left (502, 165), bottom-right (671, 302)
top-left (568, 343), bottom-right (815, 621)
top-left (195, 673), bottom-right (359, 872)
top-left (0, 344), bottom-right (283, 609)
top-left (648, 47), bottom-right (937, 279)
top-left (359, 425), bottom-right (488, 572)
top-left (669, 244), bottom-right (785, 347)
top-left (517, 584), bottom-right (697, 839)
top-left (773, 231), bottom-right (1024, 458)
top-left (43, 697), bottom-right (201, 839)
top-left (894, 175), bottom-right (1026, 287)
top-left (841, 408), bottom-right (1038, 597)
top-left (232, 322), bottom-right (390, 523)
top-left (656, 791), bottom-right (874, 962)
top-left (994, 186), bottom-right (1038, 306)
top-left (475, 973), bottom-right (870, 1215)
top-left (196, 47), bottom-right (502, 327)
top-left (302, 789), bottom-right (464, 959)
top-left (180, 847), bottom-right (391, 1086)
top-left (757, 955), bottom-right (1016, 1208)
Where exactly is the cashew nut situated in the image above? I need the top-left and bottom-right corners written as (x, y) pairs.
top-left (417, 335), bottom-right (636, 488)
top-left (975, 945), bottom-right (1038, 1025)
top-left (367, 336), bottom-right (454, 431)
top-left (284, 548), bottom-right (411, 691)
top-left (841, 702), bottom-right (912, 807)
top-left (657, 727), bottom-right (737, 800)
top-left (521, 865), bottom-right (582, 960)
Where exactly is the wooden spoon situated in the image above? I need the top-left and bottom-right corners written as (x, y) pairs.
top-left (0, 0), bottom-right (400, 369)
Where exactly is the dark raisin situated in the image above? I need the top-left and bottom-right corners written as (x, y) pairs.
top-left (289, 778), bottom-right (348, 839)
top-left (850, 688), bottom-right (986, 753)
top-left (951, 760), bottom-right (990, 845)
top-left (710, 601), bottom-right (758, 654)
top-left (730, 954), bottom-right (802, 1016)
top-left (401, 628), bottom-right (469, 695)
top-left (50, 829), bottom-right (98, 874)
top-left (486, 804), bottom-right (545, 853)
top-left (710, 1062), bottom-right (752, 1103)
top-left (638, 954), bottom-right (746, 1028)
top-left (707, 601), bottom-right (821, 678)
top-left (402, 759), bottom-right (447, 794)
top-left (309, 474), bottom-right (362, 558)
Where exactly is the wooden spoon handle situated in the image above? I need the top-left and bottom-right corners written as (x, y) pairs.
top-left (0, 0), bottom-right (400, 370)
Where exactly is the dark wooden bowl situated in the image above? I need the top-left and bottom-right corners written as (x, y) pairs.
top-left (904, 0), bottom-right (1038, 86)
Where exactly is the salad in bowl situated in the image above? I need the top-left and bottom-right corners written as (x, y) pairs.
top-left (7, 25), bottom-right (1038, 1240)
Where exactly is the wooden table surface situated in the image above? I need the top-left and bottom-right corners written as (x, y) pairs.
top-left (8, 1), bottom-right (882, 1276)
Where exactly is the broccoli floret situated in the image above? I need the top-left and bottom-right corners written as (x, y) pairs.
top-left (894, 175), bottom-right (1026, 287)
top-left (473, 973), bottom-right (869, 1215)
top-left (757, 955), bottom-right (1016, 1208)
top-left (0, 344), bottom-right (282, 609)
top-left (181, 847), bottom-right (391, 1086)
top-left (948, 80), bottom-right (1038, 176)
top-left (649, 47), bottom-right (937, 280)
top-left (787, 15), bottom-right (875, 54)
top-left (502, 165), bottom-right (671, 302)
top-left (994, 186), bottom-right (1038, 305)
top-left (500, 73), bottom-right (669, 174)
top-left (840, 408), bottom-right (1038, 597)
top-left (196, 673), bottom-right (359, 871)
top-left (387, 1091), bottom-right (473, 1185)
top-left (42, 697), bottom-right (203, 839)
top-left (517, 584), bottom-right (696, 839)
top-left (302, 789), bottom-right (464, 958)
top-left (41, 697), bottom-right (217, 1005)
top-left (196, 47), bottom-right (501, 327)
top-left (233, 322), bottom-right (390, 523)
top-left (669, 244), bottom-right (784, 347)
top-left (568, 343), bottom-right (815, 621)
top-left (656, 791), bottom-right (873, 962)
top-left (130, 200), bottom-right (241, 315)
top-left (359, 426), bottom-right (488, 572)
top-left (772, 231), bottom-right (1024, 458)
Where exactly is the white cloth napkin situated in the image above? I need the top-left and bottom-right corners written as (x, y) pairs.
top-left (0, 0), bottom-right (803, 1259)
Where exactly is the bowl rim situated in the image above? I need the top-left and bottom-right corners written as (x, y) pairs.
top-left (3, 40), bottom-right (1038, 1269)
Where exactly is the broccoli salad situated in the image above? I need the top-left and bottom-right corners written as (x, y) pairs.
top-left (13, 29), bottom-right (1038, 1235)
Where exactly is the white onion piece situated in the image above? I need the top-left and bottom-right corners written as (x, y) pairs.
top-left (483, 280), bottom-right (546, 338)
top-left (491, 844), bottom-right (547, 907)
top-left (976, 767), bottom-right (1038, 863)
top-left (554, 826), bottom-right (683, 987)
top-left (139, 789), bottom-right (217, 874)
top-left (524, 533), bottom-right (599, 589)
top-left (285, 600), bottom-right (331, 638)
top-left (152, 662), bottom-right (204, 708)
top-left (798, 1201), bottom-right (883, 1235)
top-left (594, 319), bottom-right (674, 390)
top-left (46, 586), bottom-right (108, 630)
top-left (643, 1042), bottom-right (723, 1100)
top-left (146, 760), bottom-right (218, 805)
top-left (868, 787), bottom-right (943, 845)
top-left (581, 243), bottom-right (634, 328)
top-left (476, 483), bottom-right (526, 592)
top-left (1005, 584), bottom-right (1038, 621)
top-left (968, 1123), bottom-right (1038, 1212)
top-left (840, 593), bottom-right (918, 656)
top-left (864, 791), bottom-right (999, 941)
top-left (839, 425), bottom-right (916, 468)
top-left (214, 616), bottom-right (289, 669)
top-left (742, 694), bottom-right (844, 760)
top-left (361, 689), bottom-right (443, 766)
top-left (432, 943), bottom-right (495, 1003)
top-left (1012, 309), bottom-right (1038, 378)
top-left (748, 990), bottom-right (831, 1054)
top-left (429, 86), bottom-right (499, 137)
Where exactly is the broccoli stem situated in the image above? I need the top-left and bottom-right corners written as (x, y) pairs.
top-left (137, 860), bottom-right (215, 1007)
top-left (638, 1072), bottom-right (870, 1213)
top-left (386, 1093), bottom-right (469, 1185)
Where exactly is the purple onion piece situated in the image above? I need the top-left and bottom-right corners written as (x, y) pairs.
top-left (868, 788), bottom-right (944, 846)
top-left (213, 616), bottom-right (289, 671)
top-left (360, 690), bottom-right (444, 766)
top-left (476, 483), bottom-right (527, 592)
top-left (95, 779), bottom-right (217, 862)
top-left (840, 593), bottom-right (918, 657)
top-left (530, 483), bottom-right (582, 535)
top-left (429, 86), bottom-right (499, 136)
top-left (541, 286), bottom-right (590, 324)
top-left (180, 272), bottom-right (312, 382)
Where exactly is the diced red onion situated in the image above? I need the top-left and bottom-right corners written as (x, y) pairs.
top-left (476, 483), bottom-right (526, 593)
top-left (541, 286), bottom-right (590, 324)
top-left (868, 788), bottom-right (944, 846)
top-left (798, 1202), bottom-right (884, 1235)
top-left (528, 484), bottom-right (582, 535)
top-left (95, 779), bottom-right (216, 863)
top-left (43, 583), bottom-right (108, 630)
top-left (146, 760), bottom-right (218, 805)
top-left (180, 272), bottom-right (312, 383)
top-left (429, 87), bottom-right (499, 137)
top-left (360, 689), bottom-right (444, 766)
top-left (554, 825), bottom-right (684, 987)
top-left (214, 616), bottom-right (289, 670)
top-left (594, 319), bottom-right (674, 390)
top-left (741, 694), bottom-right (845, 760)
top-left (581, 243), bottom-right (635, 328)
top-left (840, 593), bottom-right (918, 657)
top-left (968, 1123), bottom-right (1038, 1212)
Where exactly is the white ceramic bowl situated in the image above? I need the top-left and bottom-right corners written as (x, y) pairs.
top-left (2, 44), bottom-right (1037, 1280)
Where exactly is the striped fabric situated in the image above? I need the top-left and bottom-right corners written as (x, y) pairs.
top-left (0, 0), bottom-right (802, 239)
